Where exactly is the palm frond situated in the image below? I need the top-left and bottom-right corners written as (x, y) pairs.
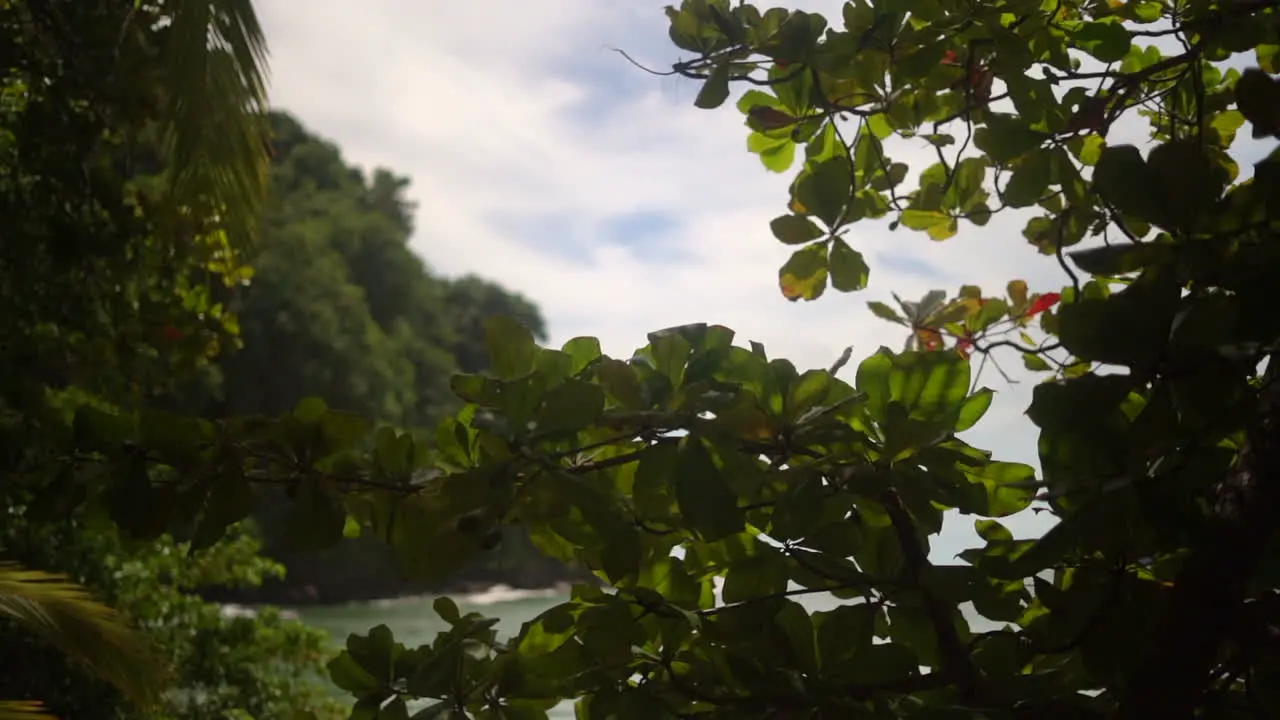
top-left (158, 0), bottom-right (273, 247)
top-left (0, 562), bottom-right (169, 709)
top-left (0, 700), bottom-right (54, 720)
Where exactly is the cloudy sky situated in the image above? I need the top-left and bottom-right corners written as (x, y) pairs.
top-left (252, 1), bottom-right (1266, 556)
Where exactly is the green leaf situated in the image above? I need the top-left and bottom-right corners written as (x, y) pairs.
top-left (285, 478), bottom-right (347, 552)
top-left (190, 474), bottom-right (254, 552)
top-left (561, 337), bottom-right (603, 375)
top-left (1057, 283), bottom-right (1173, 369)
top-left (597, 359), bottom-right (646, 409)
top-left (721, 545), bottom-right (788, 604)
top-left (955, 388), bottom-right (994, 432)
top-left (326, 652), bottom-right (380, 696)
top-left (695, 63), bottom-right (732, 109)
top-left (346, 624), bottom-right (400, 685)
top-left (1146, 140), bottom-right (1229, 231)
top-left (1003, 150), bottom-right (1052, 207)
top-left (769, 214), bottom-right (826, 245)
top-left (534, 380), bottom-right (605, 436)
top-left (390, 495), bottom-right (483, 583)
top-left (889, 351), bottom-right (972, 421)
top-left (673, 438), bottom-right (744, 541)
top-left (947, 157), bottom-right (988, 210)
top-left (828, 238), bottom-right (870, 291)
top-left (484, 316), bottom-right (539, 379)
top-left (1236, 69), bottom-right (1280, 138)
top-left (797, 157), bottom-right (854, 228)
top-left (1023, 353), bottom-right (1052, 371)
top-left (867, 301), bottom-right (906, 324)
top-left (1068, 243), bottom-right (1172, 275)
top-left (900, 209), bottom-right (951, 233)
top-left (974, 115), bottom-right (1048, 162)
top-left (960, 461), bottom-right (1038, 517)
top-left (778, 243), bottom-right (829, 301)
top-left (1027, 373), bottom-right (1134, 433)
top-left (293, 396), bottom-right (327, 423)
top-left (855, 349), bottom-right (893, 417)
top-left (1093, 144), bottom-right (1159, 221)
top-left (815, 603), bottom-right (877, 669)
top-left (1073, 21), bottom-right (1132, 63)
top-left (841, 642), bottom-right (919, 685)
top-left (1259, 44), bottom-right (1280, 74)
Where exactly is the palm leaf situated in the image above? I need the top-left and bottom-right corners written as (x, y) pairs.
top-left (0, 562), bottom-right (169, 710)
top-left (155, 0), bottom-right (273, 247)
top-left (0, 700), bottom-right (54, 720)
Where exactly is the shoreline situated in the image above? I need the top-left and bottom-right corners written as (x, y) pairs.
top-left (217, 580), bottom-right (577, 621)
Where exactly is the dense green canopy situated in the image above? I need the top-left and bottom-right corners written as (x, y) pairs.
top-left (5, 0), bottom-right (1280, 719)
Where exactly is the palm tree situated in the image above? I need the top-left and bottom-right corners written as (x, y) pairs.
top-left (0, 0), bottom-right (275, 716)
top-left (147, 0), bottom-right (275, 247)
top-left (0, 563), bottom-right (169, 719)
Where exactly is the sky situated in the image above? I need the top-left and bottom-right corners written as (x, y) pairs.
top-left (252, 0), bottom-right (1269, 557)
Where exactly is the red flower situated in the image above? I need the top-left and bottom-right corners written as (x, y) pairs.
top-left (941, 50), bottom-right (960, 66)
top-left (1025, 292), bottom-right (1061, 317)
top-left (161, 325), bottom-right (183, 342)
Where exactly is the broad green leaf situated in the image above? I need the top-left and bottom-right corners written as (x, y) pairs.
top-left (1259, 44), bottom-right (1279, 74)
top-left (955, 388), bottom-right (994, 432)
top-left (1146, 140), bottom-right (1229, 231)
top-left (285, 478), bottom-right (346, 552)
top-left (534, 380), bottom-right (605, 435)
top-left (889, 351), bottom-right (972, 420)
top-left (1073, 21), bottom-right (1132, 63)
top-left (345, 624), bottom-right (400, 685)
top-left (974, 115), bottom-right (1048, 162)
top-left (672, 438), bottom-right (743, 541)
top-left (779, 243), bottom-right (829, 301)
top-left (326, 652), bottom-right (380, 695)
top-left (561, 337), bottom-right (603, 375)
top-left (769, 214), bottom-right (826, 245)
top-left (484, 316), bottom-right (539, 379)
top-left (721, 544), bottom-right (788, 604)
top-left (814, 603), bottom-right (877, 668)
top-left (694, 63), bottom-right (732, 109)
top-left (828, 238), bottom-right (870, 291)
top-left (1093, 144), bottom-right (1159, 221)
top-left (797, 157), bottom-right (853, 228)
top-left (900, 209), bottom-right (951, 233)
top-left (1236, 68), bottom-right (1280, 137)
top-left (1003, 150), bottom-right (1052, 207)
top-left (390, 495), bottom-right (483, 583)
top-left (1027, 373), bottom-right (1134, 433)
top-left (841, 642), bottom-right (919, 686)
top-left (1068, 243), bottom-right (1172, 275)
top-left (855, 349), bottom-right (893, 417)
top-left (596, 358), bottom-right (646, 409)
top-left (293, 396), bottom-right (327, 423)
top-left (960, 461), bottom-right (1038, 517)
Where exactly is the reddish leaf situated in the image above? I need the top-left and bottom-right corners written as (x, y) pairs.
top-left (915, 327), bottom-right (944, 351)
top-left (1025, 292), bottom-right (1061, 317)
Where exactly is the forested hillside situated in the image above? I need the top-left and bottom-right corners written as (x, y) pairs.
top-left (189, 112), bottom-right (579, 604)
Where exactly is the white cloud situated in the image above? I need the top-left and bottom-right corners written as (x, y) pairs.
top-left (253, 0), bottom-right (1268, 553)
